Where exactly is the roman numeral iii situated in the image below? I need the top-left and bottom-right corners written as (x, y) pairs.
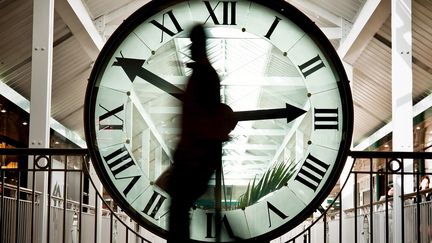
top-left (314, 108), bottom-right (339, 130)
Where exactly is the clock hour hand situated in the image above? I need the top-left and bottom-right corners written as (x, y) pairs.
top-left (234, 104), bottom-right (306, 124)
top-left (113, 57), bottom-right (184, 101)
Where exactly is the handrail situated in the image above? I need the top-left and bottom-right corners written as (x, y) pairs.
top-left (80, 157), bottom-right (153, 242)
top-left (0, 148), bottom-right (152, 243)
top-left (0, 148), bottom-right (88, 155)
top-left (349, 150), bottom-right (432, 159)
top-left (284, 150), bottom-right (432, 242)
top-left (343, 188), bottom-right (432, 213)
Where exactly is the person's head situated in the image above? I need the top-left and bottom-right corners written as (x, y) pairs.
top-left (190, 24), bottom-right (207, 61)
top-left (387, 187), bottom-right (394, 196)
top-left (420, 175), bottom-right (430, 189)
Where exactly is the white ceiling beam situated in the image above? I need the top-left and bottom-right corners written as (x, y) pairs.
top-left (158, 127), bottom-right (286, 136)
top-left (337, 0), bottom-right (391, 64)
top-left (129, 90), bottom-right (173, 160)
top-left (55, 0), bottom-right (104, 59)
top-left (288, 0), bottom-right (343, 27)
top-left (320, 27), bottom-right (342, 40)
top-left (270, 102), bottom-right (309, 167)
top-left (223, 144), bottom-right (278, 150)
top-left (222, 155), bottom-right (272, 161)
top-left (100, 0), bottom-right (151, 25)
top-left (354, 93), bottom-right (432, 151)
top-left (0, 81), bottom-right (86, 148)
top-left (230, 128), bottom-right (286, 136)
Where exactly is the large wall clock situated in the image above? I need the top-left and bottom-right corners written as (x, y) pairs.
top-left (84, 0), bottom-right (353, 242)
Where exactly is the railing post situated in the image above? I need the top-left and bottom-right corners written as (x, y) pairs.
top-left (391, 0), bottom-right (414, 242)
top-left (72, 213), bottom-right (79, 243)
top-left (354, 172), bottom-right (358, 243)
top-left (29, 0), bottom-right (55, 242)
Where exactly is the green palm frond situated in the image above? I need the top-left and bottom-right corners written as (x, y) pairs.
top-left (238, 160), bottom-right (297, 208)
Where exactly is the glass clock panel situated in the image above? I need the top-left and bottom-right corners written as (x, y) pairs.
top-left (288, 145), bottom-right (340, 205)
top-left (287, 35), bottom-right (340, 94)
top-left (190, 208), bottom-right (250, 241)
top-left (130, 185), bottom-right (171, 228)
top-left (85, 0), bottom-right (353, 242)
top-left (244, 187), bottom-right (306, 237)
top-left (134, 2), bottom-right (194, 51)
top-left (244, 2), bottom-right (304, 51)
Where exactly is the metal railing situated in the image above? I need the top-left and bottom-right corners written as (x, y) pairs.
top-left (281, 151), bottom-right (432, 243)
top-left (0, 148), bottom-right (153, 243)
top-left (1, 149), bottom-right (432, 243)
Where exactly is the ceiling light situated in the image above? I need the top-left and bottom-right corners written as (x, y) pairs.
top-left (0, 109), bottom-right (6, 113)
top-left (416, 126), bottom-right (421, 130)
top-left (22, 121), bottom-right (28, 125)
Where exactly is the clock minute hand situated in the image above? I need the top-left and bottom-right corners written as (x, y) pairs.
top-left (113, 57), bottom-right (184, 101)
top-left (233, 104), bottom-right (306, 124)
top-left (113, 57), bottom-right (306, 124)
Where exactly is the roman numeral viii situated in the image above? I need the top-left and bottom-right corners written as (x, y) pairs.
top-left (295, 154), bottom-right (330, 191)
top-left (103, 146), bottom-right (141, 197)
top-left (204, 1), bottom-right (237, 25)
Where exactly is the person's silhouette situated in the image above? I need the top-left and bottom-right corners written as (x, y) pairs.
top-left (167, 24), bottom-right (235, 243)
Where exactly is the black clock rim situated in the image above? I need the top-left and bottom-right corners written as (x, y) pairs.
top-left (84, 0), bottom-right (354, 242)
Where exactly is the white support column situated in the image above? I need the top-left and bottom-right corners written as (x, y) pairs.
top-left (392, 0), bottom-right (413, 242)
top-left (141, 129), bottom-right (151, 176)
top-left (155, 146), bottom-right (163, 180)
top-left (88, 163), bottom-right (102, 243)
top-left (295, 130), bottom-right (304, 163)
top-left (29, 0), bottom-right (55, 242)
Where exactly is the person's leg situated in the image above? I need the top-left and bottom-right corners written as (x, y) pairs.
top-left (167, 160), bottom-right (217, 243)
top-left (167, 165), bottom-right (195, 243)
top-left (167, 197), bottom-right (191, 243)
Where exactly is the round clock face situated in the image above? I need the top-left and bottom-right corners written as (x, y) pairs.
top-left (84, 0), bottom-right (353, 242)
